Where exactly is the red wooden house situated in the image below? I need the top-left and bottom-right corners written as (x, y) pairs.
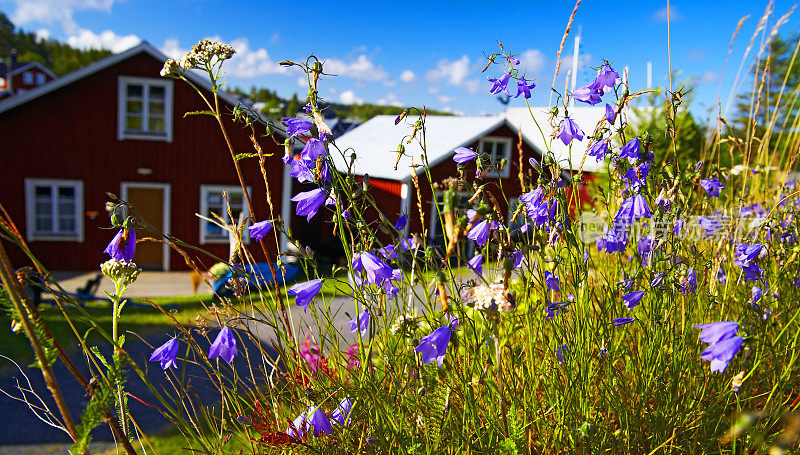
top-left (299, 108), bottom-right (605, 258)
top-left (0, 50), bottom-right (58, 100)
top-left (0, 42), bottom-right (286, 271)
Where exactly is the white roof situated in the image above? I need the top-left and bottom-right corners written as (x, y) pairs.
top-left (0, 41), bottom-right (245, 115)
top-left (504, 106), bottom-right (607, 173)
top-left (332, 106), bottom-right (608, 181)
top-left (332, 115), bottom-right (505, 181)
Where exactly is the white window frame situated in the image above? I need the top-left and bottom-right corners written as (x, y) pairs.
top-left (118, 76), bottom-right (173, 142)
top-left (24, 178), bottom-right (84, 242)
top-left (199, 185), bottom-right (252, 244)
top-left (22, 71), bottom-right (33, 85)
top-left (35, 72), bottom-right (46, 85)
top-left (479, 136), bottom-right (513, 178)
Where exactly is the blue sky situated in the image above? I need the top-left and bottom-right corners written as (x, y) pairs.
top-left (2, 0), bottom-right (798, 122)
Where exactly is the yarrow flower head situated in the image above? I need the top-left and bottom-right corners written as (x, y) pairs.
top-left (104, 227), bottom-right (136, 262)
top-left (149, 338), bottom-right (179, 370)
top-left (288, 279), bottom-right (324, 312)
top-left (100, 259), bottom-right (141, 289)
top-left (453, 147), bottom-right (476, 165)
top-left (415, 325), bottom-right (452, 367)
top-left (488, 72), bottom-right (511, 96)
top-left (208, 327), bottom-right (237, 364)
top-left (557, 117), bottom-right (584, 146)
top-left (461, 283), bottom-right (515, 312)
top-left (247, 220), bottom-right (272, 242)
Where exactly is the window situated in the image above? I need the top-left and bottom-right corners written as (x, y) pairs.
top-left (25, 179), bottom-right (83, 242)
top-left (118, 76), bottom-right (173, 142)
top-left (22, 71), bottom-right (33, 85)
top-left (199, 185), bottom-right (251, 244)
top-left (479, 136), bottom-right (513, 178)
top-left (35, 73), bottom-right (46, 85)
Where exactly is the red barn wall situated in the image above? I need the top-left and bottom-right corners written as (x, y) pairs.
top-left (0, 51), bottom-right (285, 271)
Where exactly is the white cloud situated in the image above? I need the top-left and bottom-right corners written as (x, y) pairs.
top-left (378, 93), bottom-right (401, 106)
top-left (224, 37), bottom-right (288, 78)
top-left (35, 28), bottom-right (50, 41)
top-left (297, 76), bottom-right (308, 88)
top-left (557, 52), bottom-right (594, 80)
top-left (339, 90), bottom-right (364, 105)
top-left (66, 28), bottom-right (140, 53)
top-left (160, 39), bottom-right (187, 60)
top-left (517, 49), bottom-right (546, 76)
top-left (400, 69), bottom-right (417, 83)
top-left (9, 0), bottom-right (116, 34)
top-left (428, 86), bottom-right (440, 95)
top-left (324, 55), bottom-right (389, 82)
top-left (463, 79), bottom-right (480, 94)
top-left (425, 55), bottom-right (471, 86)
top-left (697, 71), bottom-right (720, 84)
top-left (653, 5), bottom-right (682, 22)
top-left (438, 95), bottom-right (456, 103)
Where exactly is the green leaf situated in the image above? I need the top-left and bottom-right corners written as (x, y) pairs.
top-left (183, 110), bottom-right (216, 117)
top-left (234, 153), bottom-right (259, 162)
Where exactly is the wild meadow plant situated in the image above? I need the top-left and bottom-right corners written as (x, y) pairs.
top-left (3, 8), bottom-right (800, 455)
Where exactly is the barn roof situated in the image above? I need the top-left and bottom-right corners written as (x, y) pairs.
top-left (0, 41), bottom-right (246, 115)
top-left (332, 106), bottom-right (607, 181)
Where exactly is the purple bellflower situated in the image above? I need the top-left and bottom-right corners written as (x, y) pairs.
top-left (208, 327), bottom-right (237, 364)
top-left (555, 344), bottom-right (568, 363)
top-left (288, 279), bottom-right (324, 312)
top-left (588, 139), bottom-right (608, 162)
top-left (415, 325), bottom-right (452, 367)
top-left (694, 321), bottom-right (739, 345)
top-left (619, 138), bottom-right (640, 163)
top-left (595, 64), bottom-right (620, 89)
top-left (515, 77), bottom-right (535, 99)
top-left (573, 84), bottom-right (603, 105)
top-left (356, 252), bottom-right (394, 286)
top-left (467, 219), bottom-right (499, 247)
top-left (291, 187), bottom-right (328, 221)
top-left (302, 137), bottom-right (326, 160)
top-left (281, 117), bottom-right (312, 138)
top-left (544, 271), bottom-right (560, 292)
top-left (453, 147), bottom-right (476, 164)
top-left (751, 286), bottom-right (763, 303)
top-left (348, 309), bottom-right (370, 338)
top-left (557, 117), bottom-right (585, 146)
top-left (682, 268), bottom-right (698, 295)
top-left (488, 72), bottom-right (511, 96)
top-left (331, 398), bottom-right (354, 426)
top-left (247, 220), bottom-right (272, 242)
top-left (510, 250), bottom-right (524, 268)
top-left (717, 266), bottom-right (727, 284)
top-left (701, 336), bottom-right (744, 373)
top-left (622, 290), bottom-right (645, 310)
top-left (700, 178), bottom-right (725, 198)
top-left (288, 405), bottom-right (333, 439)
top-left (104, 227), bottom-right (136, 262)
top-left (605, 103), bottom-right (618, 124)
top-left (149, 337), bottom-right (179, 370)
top-left (613, 317), bottom-right (635, 326)
top-left (394, 214), bottom-right (407, 231)
top-left (614, 195), bottom-right (652, 225)
top-left (468, 253), bottom-right (484, 276)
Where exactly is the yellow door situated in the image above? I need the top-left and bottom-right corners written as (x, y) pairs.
top-left (126, 187), bottom-right (164, 270)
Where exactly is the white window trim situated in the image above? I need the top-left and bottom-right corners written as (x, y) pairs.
top-left (117, 76), bottom-right (173, 142)
top-left (479, 136), bottom-right (513, 179)
top-left (199, 185), bottom-right (252, 244)
top-left (24, 178), bottom-right (84, 242)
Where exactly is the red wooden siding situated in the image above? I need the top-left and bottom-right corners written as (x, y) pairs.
top-left (0, 51), bottom-right (285, 271)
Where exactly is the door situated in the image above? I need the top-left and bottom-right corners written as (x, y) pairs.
top-left (123, 184), bottom-right (170, 270)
